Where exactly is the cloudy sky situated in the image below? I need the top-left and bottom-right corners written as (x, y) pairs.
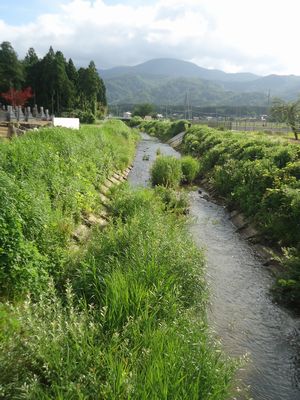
top-left (1, 0), bottom-right (300, 76)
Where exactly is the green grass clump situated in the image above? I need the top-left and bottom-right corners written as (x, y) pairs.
top-left (181, 155), bottom-right (200, 183)
top-left (151, 155), bottom-right (182, 188)
top-left (0, 187), bottom-right (235, 399)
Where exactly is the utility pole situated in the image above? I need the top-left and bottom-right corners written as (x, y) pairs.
top-left (184, 90), bottom-right (192, 120)
top-left (267, 89), bottom-right (271, 106)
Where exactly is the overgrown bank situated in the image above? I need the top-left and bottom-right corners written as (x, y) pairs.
top-left (141, 121), bottom-right (300, 308)
top-left (0, 122), bottom-right (235, 398)
top-left (0, 120), bottom-right (137, 296)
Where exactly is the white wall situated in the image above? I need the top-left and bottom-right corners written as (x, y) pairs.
top-left (53, 117), bottom-right (80, 129)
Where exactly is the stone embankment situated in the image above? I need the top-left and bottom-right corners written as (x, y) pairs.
top-left (72, 166), bottom-right (132, 244)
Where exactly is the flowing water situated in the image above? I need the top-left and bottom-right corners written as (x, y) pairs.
top-left (128, 133), bottom-right (300, 400)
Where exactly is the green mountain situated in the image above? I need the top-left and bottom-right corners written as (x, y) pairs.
top-left (104, 74), bottom-right (268, 106)
top-left (222, 74), bottom-right (300, 100)
top-left (100, 59), bottom-right (300, 106)
top-left (101, 58), bottom-right (258, 82)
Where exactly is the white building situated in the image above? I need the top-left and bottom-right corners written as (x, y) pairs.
top-left (123, 111), bottom-right (132, 119)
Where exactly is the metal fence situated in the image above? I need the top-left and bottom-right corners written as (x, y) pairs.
top-left (191, 119), bottom-right (290, 134)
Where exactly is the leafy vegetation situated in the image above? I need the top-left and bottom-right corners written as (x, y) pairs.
top-left (132, 102), bottom-right (155, 117)
top-left (270, 98), bottom-right (300, 140)
top-left (151, 155), bottom-right (182, 188)
top-left (140, 119), bottom-right (188, 141)
top-left (181, 155), bottom-right (200, 183)
top-left (0, 120), bottom-right (137, 296)
top-left (150, 154), bottom-right (200, 188)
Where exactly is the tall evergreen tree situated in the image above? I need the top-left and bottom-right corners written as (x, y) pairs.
top-left (23, 47), bottom-right (39, 105)
top-left (0, 41), bottom-right (24, 92)
top-left (78, 61), bottom-right (107, 114)
top-left (66, 58), bottom-right (78, 85)
top-left (53, 51), bottom-right (73, 112)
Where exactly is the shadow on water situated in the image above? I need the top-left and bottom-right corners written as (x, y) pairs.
top-left (128, 132), bottom-right (300, 400)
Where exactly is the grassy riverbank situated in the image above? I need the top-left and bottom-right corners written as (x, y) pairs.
top-left (0, 122), bottom-right (235, 398)
top-left (141, 121), bottom-right (300, 308)
top-left (0, 120), bottom-right (138, 297)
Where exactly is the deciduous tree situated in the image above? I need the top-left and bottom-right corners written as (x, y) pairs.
top-left (271, 99), bottom-right (300, 140)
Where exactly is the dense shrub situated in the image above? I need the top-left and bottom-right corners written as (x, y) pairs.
top-left (140, 119), bottom-right (188, 141)
top-left (273, 248), bottom-right (300, 306)
top-left (155, 185), bottom-right (189, 214)
top-left (181, 155), bottom-right (200, 183)
top-left (127, 115), bottom-right (143, 127)
top-left (151, 155), bottom-right (182, 188)
top-left (61, 109), bottom-right (96, 123)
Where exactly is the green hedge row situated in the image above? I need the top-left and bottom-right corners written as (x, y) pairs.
top-left (139, 119), bottom-right (189, 141)
top-left (183, 125), bottom-right (300, 306)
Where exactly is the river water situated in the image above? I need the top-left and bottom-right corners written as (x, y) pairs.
top-left (128, 133), bottom-right (300, 400)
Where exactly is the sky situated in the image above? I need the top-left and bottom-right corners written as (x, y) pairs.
top-left (1, 0), bottom-right (300, 76)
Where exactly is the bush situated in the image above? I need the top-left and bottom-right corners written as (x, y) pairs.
top-left (140, 120), bottom-right (188, 141)
top-left (273, 248), bottom-right (300, 307)
top-left (155, 186), bottom-right (189, 214)
top-left (128, 116), bottom-right (143, 127)
top-left (151, 155), bottom-right (182, 188)
top-left (181, 156), bottom-right (199, 183)
top-left (78, 110), bottom-right (96, 124)
top-left (60, 109), bottom-right (96, 123)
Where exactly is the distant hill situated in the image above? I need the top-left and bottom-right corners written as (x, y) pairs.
top-left (222, 74), bottom-right (300, 100)
top-left (100, 58), bottom-right (300, 105)
top-left (101, 58), bottom-right (259, 82)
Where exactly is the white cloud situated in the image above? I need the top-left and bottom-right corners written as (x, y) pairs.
top-left (0, 0), bottom-right (300, 75)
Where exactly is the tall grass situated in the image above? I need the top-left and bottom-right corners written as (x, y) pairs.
top-left (0, 186), bottom-right (236, 399)
top-left (181, 155), bottom-right (200, 183)
top-left (150, 155), bottom-right (182, 188)
top-left (0, 120), bottom-right (138, 296)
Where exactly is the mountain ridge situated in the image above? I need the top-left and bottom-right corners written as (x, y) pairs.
top-left (100, 58), bottom-right (300, 105)
top-left (100, 58), bottom-right (260, 82)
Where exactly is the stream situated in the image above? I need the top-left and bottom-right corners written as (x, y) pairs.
top-left (128, 133), bottom-right (300, 400)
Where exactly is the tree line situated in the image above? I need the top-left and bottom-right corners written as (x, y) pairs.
top-left (0, 42), bottom-right (107, 120)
